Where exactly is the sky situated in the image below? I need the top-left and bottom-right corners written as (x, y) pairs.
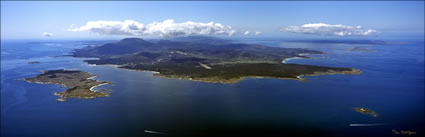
top-left (1, 1), bottom-right (424, 40)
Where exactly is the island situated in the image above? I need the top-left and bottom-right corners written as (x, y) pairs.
top-left (24, 69), bottom-right (110, 101)
top-left (354, 107), bottom-right (378, 117)
top-left (71, 36), bottom-right (361, 83)
top-left (350, 47), bottom-right (374, 52)
top-left (27, 61), bottom-right (41, 64)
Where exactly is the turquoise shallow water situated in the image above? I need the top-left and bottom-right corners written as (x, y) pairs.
top-left (1, 38), bottom-right (424, 137)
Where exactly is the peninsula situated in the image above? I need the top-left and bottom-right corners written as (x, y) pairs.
top-left (71, 36), bottom-right (361, 83)
top-left (24, 69), bottom-right (110, 101)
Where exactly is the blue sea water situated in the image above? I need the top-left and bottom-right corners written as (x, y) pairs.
top-left (1, 38), bottom-right (424, 137)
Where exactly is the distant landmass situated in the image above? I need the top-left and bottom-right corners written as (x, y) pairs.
top-left (71, 36), bottom-right (361, 83)
top-left (350, 47), bottom-right (374, 52)
top-left (27, 61), bottom-right (41, 64)
top-left (286, 39), bottom-right (399, 45)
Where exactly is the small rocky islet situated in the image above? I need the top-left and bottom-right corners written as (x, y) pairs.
top-left (355, 107), bottom-right (378, 117)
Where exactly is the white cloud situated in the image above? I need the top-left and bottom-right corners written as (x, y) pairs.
top-left (244, 31), bottom-right (250, 35)
top-left (281, 23), bottom-right (377, 36)
top-left (255, 32), bottom-right (262, 35)
top-left (69, 19), bottom-right (237, 37)
top-left (42, 32), bottom-right (53, 37)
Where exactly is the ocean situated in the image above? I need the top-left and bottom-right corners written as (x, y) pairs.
top-left (1, 38), bottom-right (424, 137)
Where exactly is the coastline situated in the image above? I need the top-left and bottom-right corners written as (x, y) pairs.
top-left (152, 68), bottom-right (362, 84)
top-left (282, 57), bottom-right (304, 64)
top-left (85, 62), bottom-right (161, 74)
top-left (89, 83), bottom-right (110, 92)
top-left (296, 69), bottom-right (362, 81)
top-left (281, 53), bottom-right (312, 64)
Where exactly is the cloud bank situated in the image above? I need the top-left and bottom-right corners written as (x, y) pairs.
top-left (282, 23), bottom-right (376, 36)
top-left (244, 31), bottom-right (250, 35)
top-left (42, 32), bottom-right (53, 37)
top-left (255, 32), bottom-right (262, 35)
top-left (69, 19), bottom-right (237, 37)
